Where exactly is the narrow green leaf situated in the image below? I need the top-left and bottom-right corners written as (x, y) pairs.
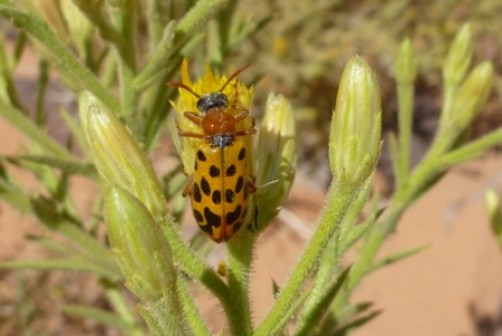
top-left (10, 154), bottom-right (96, 178)
top-left (0, 258), bottom-right (120, 279)
top-left (0, 102), bottom-right (75, 160)
top-left (55, 220), bottom-right (118, 271)
top-left (35, 59), bottom-right (49, 126)
top-left (133, 21), bottom-right (176, 90)
top-left (0, 179), bottom-right (31, 212)
top-left (177, 277), bottom-right (211, 336)
top-left (62, 305), bottom-right (134, 331)
top-left (371, 244), bottom-right (429, 272)
top-left (104, 286), bottom-right (145, 336)
top-left (339, 192), bottom-right (381, 253)
top-left (440, 128), bottom-right (502, 168)
top-left (272, 291), bottom-right (309, 336)
top-left (388, 131), bottom-right (403, 188)
top-left (59, 107), bottom-right (89, 157)
top-left (333, 310), bottom-right (381, 336)
top-left (26, 235), bottom-right (78, 257)
top-left (318, 302), bottom-right (373, 335)
top-left (294, 267), bottom-right (351, 336)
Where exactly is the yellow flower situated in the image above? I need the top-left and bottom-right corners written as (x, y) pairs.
top-left (170, 59), bottom-right (254, 175)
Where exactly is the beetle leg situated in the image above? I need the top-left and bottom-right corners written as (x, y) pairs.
top-left (178, 130), bottom-right (204, 138)
top-left (235, 128), bottom-right (256, 137)
top-left (248, 175), bottom-right (257, 194)
top-left (234, 109), bottom-right (250, 122)
top-left (182, 176), bottom-right (194, 197)
top-left (183, 111), bottom-right (204, 126)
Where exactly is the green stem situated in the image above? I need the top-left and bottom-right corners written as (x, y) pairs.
top-left (338, 157), bottom-right (444, 306)
top-left (112, 0), bottom-right (138, 119)
top-left (177, 276), bottom-right (211, 336)
top-left (159, 220), bottom-right (256, 334)
top-left (396, 82), bottom-right (413, 185)
top-left (35, 59), bottom-right (49, 126)
top-left (227, 234), bottom-right (255, 335)
top-left (255, 177), bottom-right (365, 336)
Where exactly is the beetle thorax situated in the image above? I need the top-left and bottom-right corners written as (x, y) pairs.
top-left (202, 110), bottom-right (236, 136)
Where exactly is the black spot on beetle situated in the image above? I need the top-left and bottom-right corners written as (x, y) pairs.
top-left (201, 177), bottom-right (211, 196)
top-left (209, 165), bottom-right (220, 177)
top-left (225, 189), bottom-right (235, 203)
top-left (198, 222), bottom-right (213, 236)
top-left (197, 150), bottom-right (207, 161)
top-left (212, 190), bottom-right (222, 204)
top-left (204, 207), bottom-right (221, 228)
top-left (238, 147), bottom-right (246, 161)
top-left (193, 209), bottom-right (204, 223)
top-left (193, 183), bottom-right (202, 202)
top-left (233, 221), bottom-right (243, 233)
top-left (226, 164), bottom-right (236, 177)
top-left (226, 205), bottom-right (242, 224)
top-left (235, 176), bottom-right (244, 193)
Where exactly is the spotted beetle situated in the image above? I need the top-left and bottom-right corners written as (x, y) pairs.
top-left (170, 65), bottom-right (256, 242)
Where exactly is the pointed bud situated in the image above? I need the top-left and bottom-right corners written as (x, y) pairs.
top-left (484, 189), bottom-right (502, 250)
top-left (449, 61), bottom-right (494, 132)
top-left (79, 91), bottom-right (166, 220)
top-left (256, 93), bottom-right (297, 228)
top-left (443, 23), bottom-right (473, 89)
top-left (395, 38), bottom-right (417, 85)
top-left (104, 187), bottom-right (175, 301)
top-left (329, 56), bottom-right (382, 183)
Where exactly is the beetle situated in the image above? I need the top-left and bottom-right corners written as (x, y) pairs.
top-left (169, 65), bottom-right (256, 242)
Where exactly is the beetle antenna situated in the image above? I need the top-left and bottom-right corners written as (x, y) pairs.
top-left (167, 82), bottom-right (201, 99)
top-left (219, 64), bottom-right (251, 92)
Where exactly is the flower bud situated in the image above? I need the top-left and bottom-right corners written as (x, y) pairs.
top-left (329, 56), bottom-right (382, 183)
top-left (79, 91), bottom-right (166, 220)
top-left (395, 38), bottom-right (417, 85)
top-left (60, 0), bottom-right (93, 53)
top-left (448, 61), bottom-right (494, 133)
top-left (443, 23), bottom-right (473, 89)
top-left (256, 93), bottom-right (297, 228)
top-left (104, 187), bottom-right (175, 301)
top-left (485, 189), bottom-right (502, 250)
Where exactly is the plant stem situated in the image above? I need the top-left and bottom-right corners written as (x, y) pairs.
top-left (255, 177), bottom-right (367, 336)
top-left (227, 234), bottom-right (255, 335)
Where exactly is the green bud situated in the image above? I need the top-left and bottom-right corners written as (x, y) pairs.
top-left (329, 56), bottom-right (382, 183)
top-left (443, 23), bottom-right (473, 89)
top-left (485, 189), bottom-right (502, 250)
top-left (256, 93), bottom-right (297, 227)
top-left (448, 61), bottom-right (494, 132)
top-left (104, 187), bottom-right (175, 301)
top-left (60, 0), bottom-right (93, 53)
top-left (79, 91), bottom-right (166, 220)
top-left (396, 38), bottom-right (417, 84)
